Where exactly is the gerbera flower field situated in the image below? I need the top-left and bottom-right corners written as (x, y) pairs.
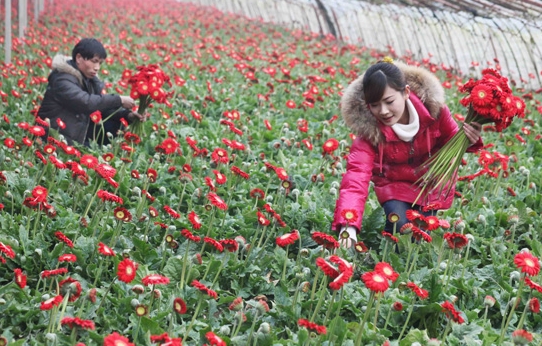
top-left (1, 0), bottom-right (542, 344)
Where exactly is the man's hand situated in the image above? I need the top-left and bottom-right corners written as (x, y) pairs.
top-left (127, 111), bottom-right (148, 122)
top-left (120, 96), bottom-right (136, 109)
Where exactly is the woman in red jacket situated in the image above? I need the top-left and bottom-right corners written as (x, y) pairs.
top-left (332, 59), bottom-right (482, 247)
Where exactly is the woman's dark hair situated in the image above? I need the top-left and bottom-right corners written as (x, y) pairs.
top-left (72, 38), bottom-right (107, 61)
top-left (362, 62), bottom-right (407, 104)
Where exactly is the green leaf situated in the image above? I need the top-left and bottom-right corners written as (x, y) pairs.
top-left (163, 256), bottom-right (185, 281)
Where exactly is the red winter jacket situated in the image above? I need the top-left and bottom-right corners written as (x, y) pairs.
top-left (332, 63), bottom-right (482, 232)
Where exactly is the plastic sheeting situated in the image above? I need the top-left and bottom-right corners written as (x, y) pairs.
top-left (180, 0), bottom-right (542, 89)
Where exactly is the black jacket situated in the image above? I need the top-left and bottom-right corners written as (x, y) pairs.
top-left (38, 55), bottom-right (130, 145)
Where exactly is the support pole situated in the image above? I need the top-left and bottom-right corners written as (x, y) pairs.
top-left (5, 0), bottom-right (13, 64)
top-left (19, 0), bottom-right (28, 38)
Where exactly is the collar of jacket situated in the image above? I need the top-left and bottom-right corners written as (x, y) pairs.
top-left (340, 61), bottom-right (446, 147)
top-left (51, 55), bottom-right (99, 87)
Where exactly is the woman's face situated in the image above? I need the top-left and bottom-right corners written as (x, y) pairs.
top-left (368, 85), bottom-right (410, 126)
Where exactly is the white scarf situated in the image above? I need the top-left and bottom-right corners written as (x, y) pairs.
top-left (391, 99), bottom-right (419, 142)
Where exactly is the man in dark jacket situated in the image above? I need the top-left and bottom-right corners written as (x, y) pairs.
top-left (38, 38), bottom-right (145, 146)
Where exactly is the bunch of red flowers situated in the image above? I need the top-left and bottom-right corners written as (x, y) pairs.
top-left (414, 69), bottom-right (525, 204)
top-left (127, 64), bottom-right (171, 106)
top-left (459, 69), bottom-right (525, 131)
top-left (125, 64), bottom-right (171, 135)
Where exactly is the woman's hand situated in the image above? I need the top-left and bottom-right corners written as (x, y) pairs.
top-left (339, 226), bottom-right (357, 249)
top-left (463, 122), bottom-right (482, 145)
top-left (120, 96), bottom-right (136, 109)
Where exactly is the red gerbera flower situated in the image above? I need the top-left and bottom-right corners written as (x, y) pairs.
top-left (381, 231), bottom-right (399, 243)
top-left (229, 297), bottom-right (244, 311)
top-left (470, 84), bottom-right (494, 107)
top-left (58, 254), bottom-right (77, 263)
top-left (361, 271), bottom-right (390, 293)
top-left (423, 216), bottom-right (440, 231)
top-left (322, 138), bottom-right (339, 155)
top-left (188, 211), bottom-right (202, 229)
top-left (405, 210), bottom-right (424, 221)
top-left (114, 207), bottom-right (132, 222)
top-left (529, 297), bottom-right (540, 313)
top-left (142, 274), bottom-right (170, 286)
top-left (441, 301), bottom-right (464, 324)
top-left (41, 267), bottom-right (68, 279)
top-left (14, 268), bottom-right (27, 288)
top-left (212, 170), bottom-right (227, 185)
top-left (60, 316), bottom-right (96, 330)
top-left (512, 329), bottom-right (533, 345)
top-left (103, 332), bottom-right (134, 346)
top-left (117, 258), bottom-right (138, 283)
top-left (89, 110), bottom-right (102, 124)
top-left (28, 125), bottom-right (46, 137)
top-left (340, 209), bottom-right (359, 225)
top-left (191, 280), bottom-right (218, 299)
top-left (173, 297), bottom-right (187, 314)
top-left (412, 226), bottom-right (432, 243)
top-left (514, 251), bottom-right (540, 276)
top-left (285, 100), bottom-right (296, 109)
top-left (59, 277), bottom-right (82, 302)
top-left (220, 239), bottom-right (239, 252)
top-left (163, 205), bottom-right (181, 219)
top-left (276, 229), bottom-right (299, 247)
top-left (257, 211), bottom-right (271, 226)
top-left (406, 282), bottom-right (429, 300)
top-left (54, 231), bottom-right (74, 248)
top-left (205, 331), bottom-right (226, 346)
top-left (298, 318), bottom-right (327, 335)
top-left (207, 192), bottom-right (228, 210)
top-left (31, 185), bottom-right (48, 203)
top-left (311, 232), bottom-right (339, 249)
top-left (329, 265), bottom-right (353, 290)
top-left (274, 167), bottom-right (289, 180)
top-left (181, 229), bottom-right (201, 243)
top-left (443, 232), bottom-right (469, 249)
top-left (211, 148), bottom-right (229, 164)
top-left (40, 295), bottom-right (64, 310)
top-left (147, 168), bottom-right (158, 183)
top-left (203, 237), bottom-right (224, 252)
top-left (156, 138), bottom-right (180, 155)
top-left (95, 163), bottom-right (117, 179)
top-left (315, 257), bottom-right (339, 279)
top-left (0, 242), bottom-right (16, 259)
top-left (97, 190), bottom-right (123, 204)
top-left (525, 277), bottom-right (542, 293)
top-left (374, 262), bottom-right (399, 282)
top-left (231, 165), bottom-right (250, 179)
top-left (98, 242), bottom-right (115, 256)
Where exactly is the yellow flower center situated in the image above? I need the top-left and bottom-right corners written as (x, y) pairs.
top-left (373, 274), bottom-right (385, 283)
top-left (526, 259), bottom-right (534, 267)
top-left (345, 212), bottom-right (354, 220)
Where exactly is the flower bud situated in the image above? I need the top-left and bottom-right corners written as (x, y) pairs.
top-left (299, 281), bottom-right (311, 293)
top-left (132, 285), bottom-right (145, 294)
top-left (130, 299), bottom-right (140, 308)
top-left (258, 322), bottom-right (271, 334)
top-left (427, 339), bottom-right (442, 346)
top-left (219, 325), bottom-right (231, 335)
top-left (45, 333), bottom-right (57, 341)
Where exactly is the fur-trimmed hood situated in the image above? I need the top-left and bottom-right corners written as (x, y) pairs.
top-left (52, 55), bottom-right (85, 85)
top-left (340, 62), bottom-right (445, 146)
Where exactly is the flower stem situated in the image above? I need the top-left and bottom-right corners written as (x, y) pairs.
top-left (354, 291), bottom-right (375, 346)
top-left (398, 296), bottom-right (417, 341)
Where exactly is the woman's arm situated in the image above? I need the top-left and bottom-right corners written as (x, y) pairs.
top-left (332, 138), bottom-right (376, 233)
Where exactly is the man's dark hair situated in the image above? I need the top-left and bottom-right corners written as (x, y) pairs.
top-left (72, 38), bottom-right (107, 61)
top-left (362, 61), bottom-right (407, 104)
